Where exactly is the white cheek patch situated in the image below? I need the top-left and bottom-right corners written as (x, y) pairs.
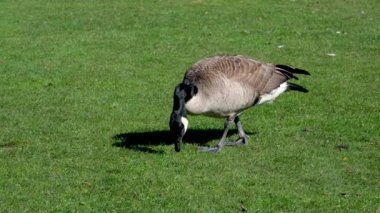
top-left (181, 117), bottom-right (189, 133)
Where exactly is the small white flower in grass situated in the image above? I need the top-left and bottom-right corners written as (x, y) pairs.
top-left (277, 44), bottom-right (285, 48)
top-left (327, 53), bottom-right (336, 57)
top-left (336, 31), bottom-right (347, 35)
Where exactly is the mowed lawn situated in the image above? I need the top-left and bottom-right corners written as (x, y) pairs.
top-left (0, 0), bottom-right (379, 211)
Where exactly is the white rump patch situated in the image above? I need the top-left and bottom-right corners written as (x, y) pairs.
top-left (181, 117), bottom-right (189, 132)
top-left (258, 82), bottom-right (288, 105)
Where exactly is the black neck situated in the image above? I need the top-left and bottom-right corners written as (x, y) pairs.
top-left (172, 84), bottom-right (188, 118)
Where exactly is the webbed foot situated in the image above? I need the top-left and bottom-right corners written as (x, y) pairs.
top-left (226, 136), bottom-right (249, 146)
top-left (198, 146), bottom-right (222, 153)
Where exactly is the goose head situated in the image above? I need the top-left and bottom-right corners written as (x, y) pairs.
top-left (169, 83), bottom-right (197, 152)
top-left (169, 113), bottom-right (188, 152)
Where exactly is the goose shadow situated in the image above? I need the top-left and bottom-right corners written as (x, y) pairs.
top-left (112, 129), bottom-right (255, 153)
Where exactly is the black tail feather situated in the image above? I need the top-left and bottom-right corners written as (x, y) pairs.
top-left (287, 82), bottom-right (308, 93)
top-left (276, 64), bottom-right (311, 76)
top-left (275, 67), bottom-right (298, 80)
top-left (293, 68), bottom-right (311, 76)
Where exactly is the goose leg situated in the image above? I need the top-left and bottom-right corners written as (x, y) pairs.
top-left (198, 118), bottom-right (233, 153)
top-left (226, 116), bottom-right (249, 146)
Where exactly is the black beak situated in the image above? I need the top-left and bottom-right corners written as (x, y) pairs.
top-left (170, 111), bottom-right (185, 152)
top-left (171, 121), bottom-right (185, 152)
top-left (175, 137), bottom-right (182, 152)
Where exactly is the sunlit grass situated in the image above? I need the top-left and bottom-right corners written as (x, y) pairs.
top-left (0, 0), bottom-right (379, 211)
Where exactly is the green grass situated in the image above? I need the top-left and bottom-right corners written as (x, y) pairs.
top-left (1, 0), bottom-right (379, 211)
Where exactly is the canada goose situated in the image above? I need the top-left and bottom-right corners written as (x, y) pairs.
top-left (169, 55), bottom-right (310, 152)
